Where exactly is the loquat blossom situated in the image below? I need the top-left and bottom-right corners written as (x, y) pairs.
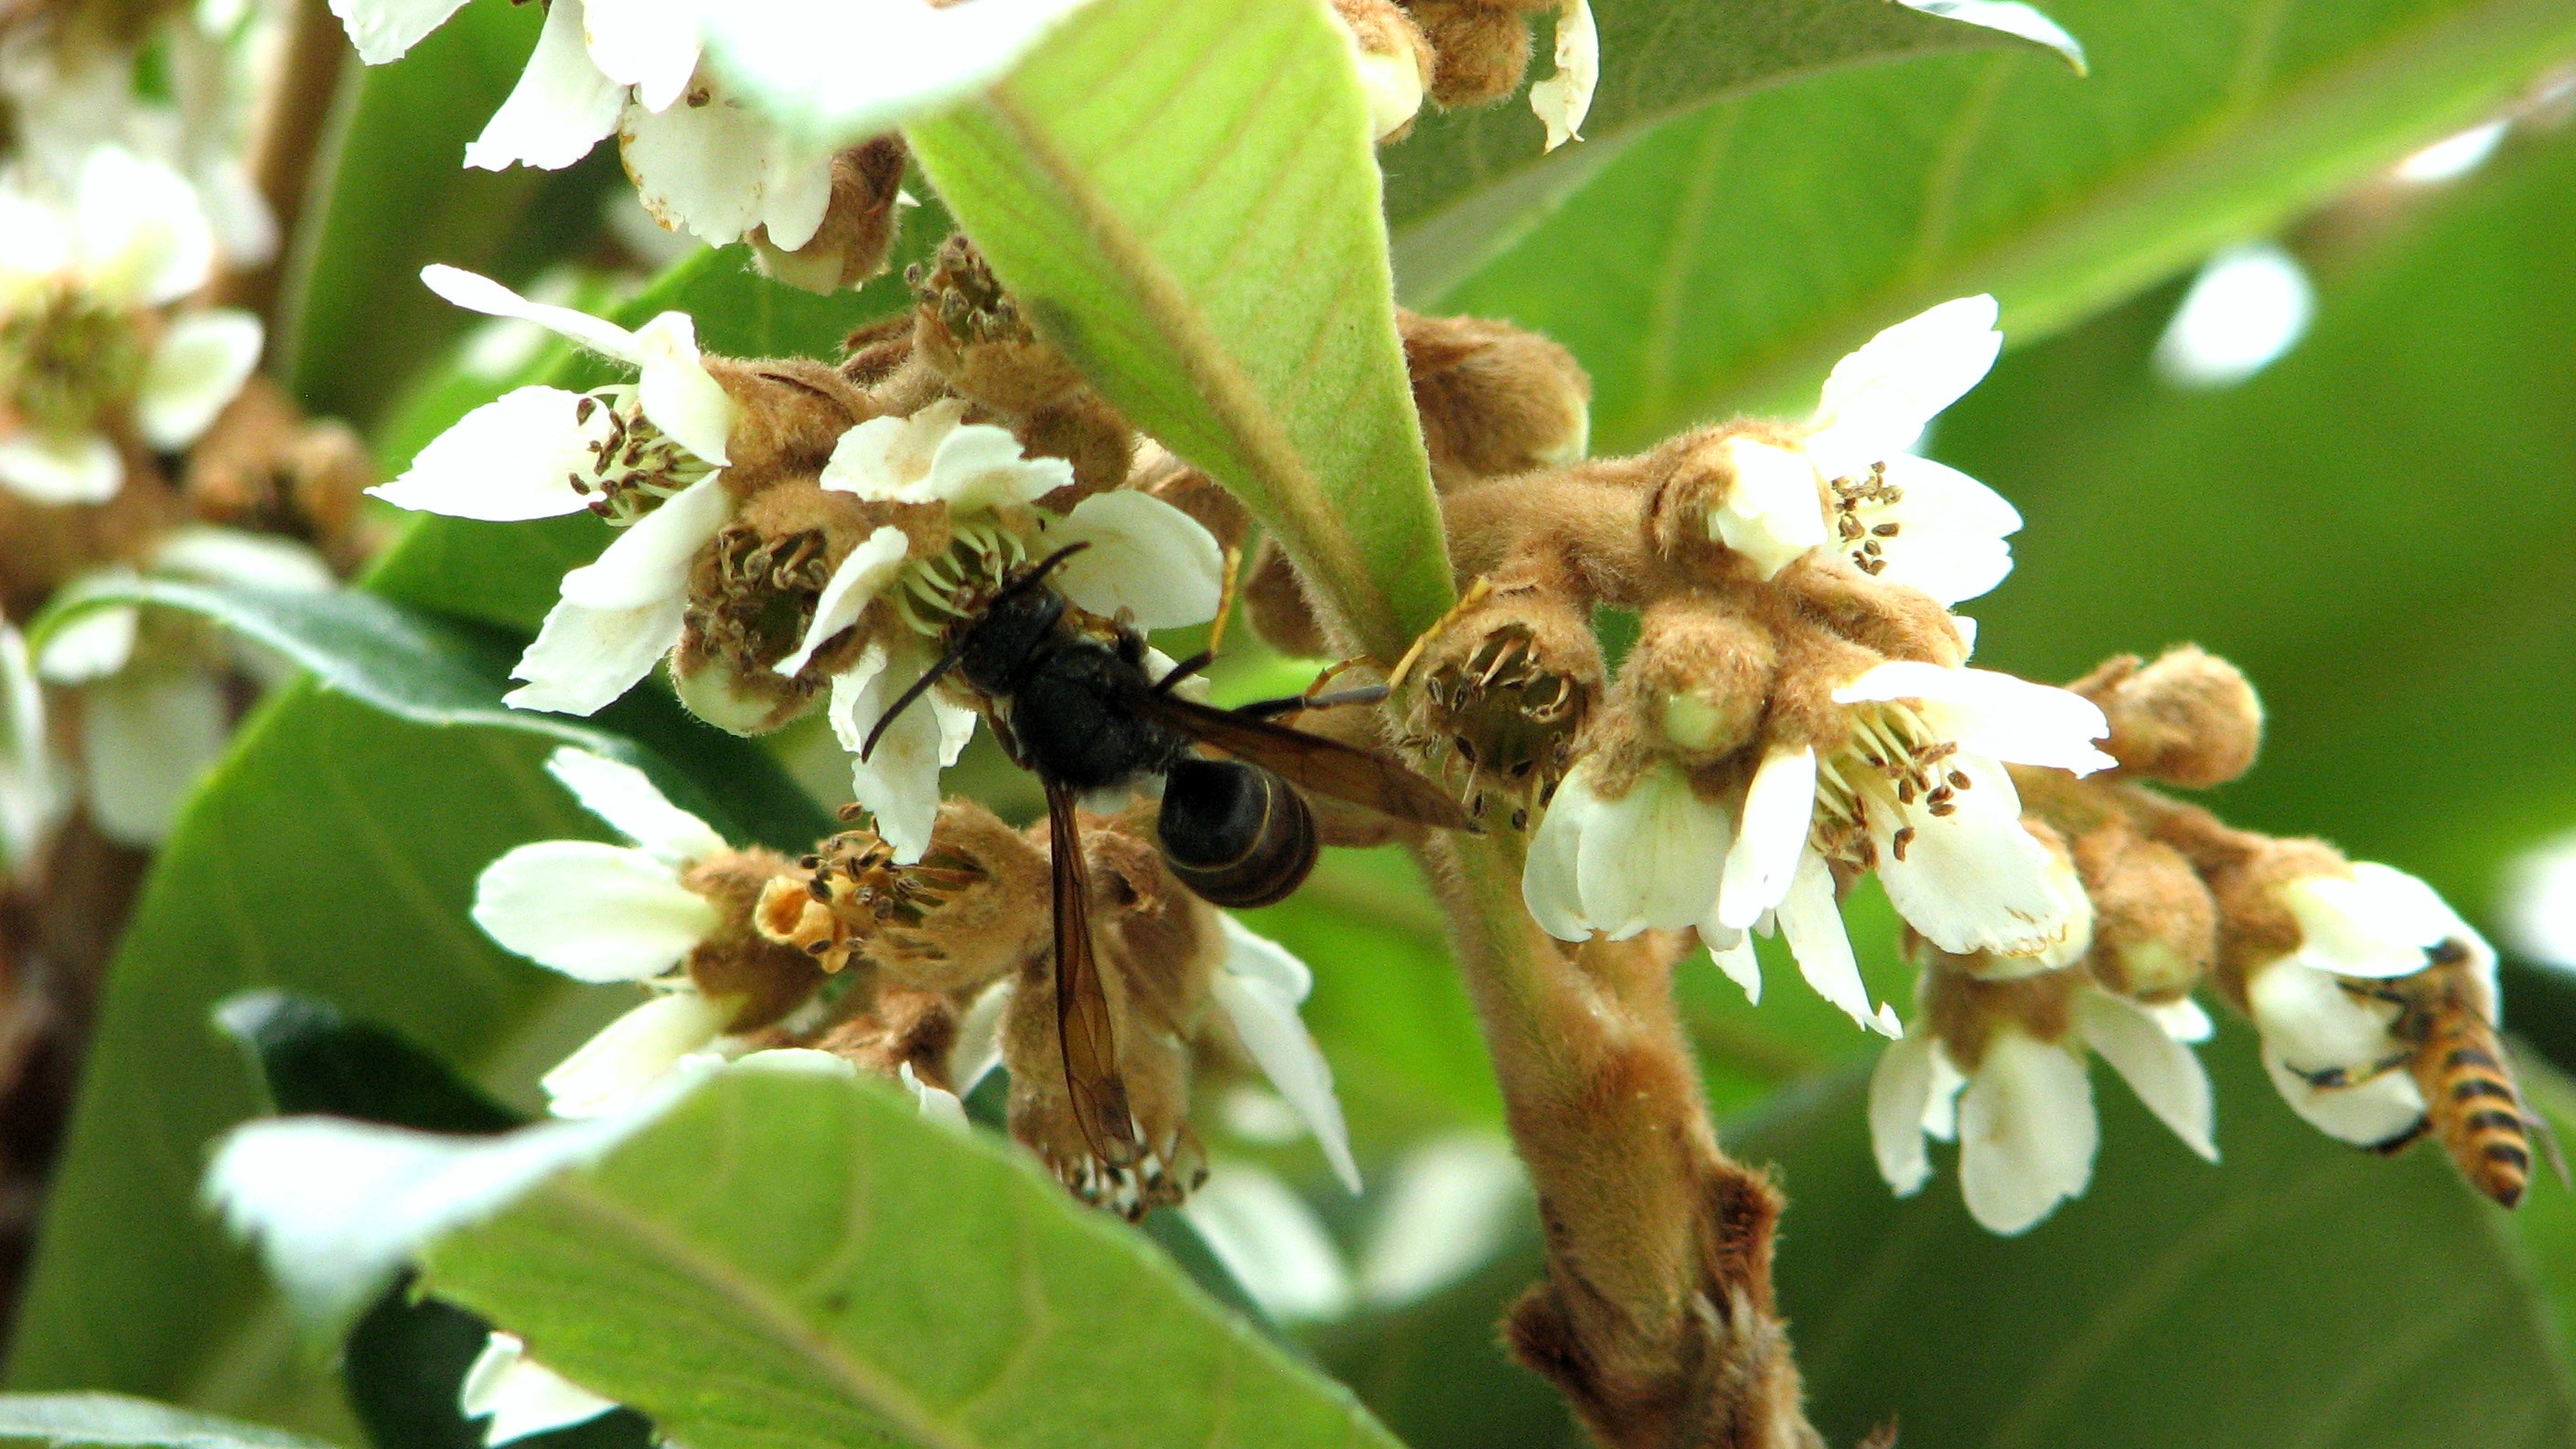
top-left (459, 1332), bottom-right (618, 1446)
top-left (1872, 974), bottom-right (2216, 1235)
top-left (2241, 861), bottom-right (2496, 1146)
top-left (370, 265), bottom-right (738, 718)
top-left (35, 527), bottom-right (336, 844)
top-left (1705, 296), bottom-right (2022, 605)
top-left (1527, 0), bottom-right (1596, 152)
top-left (0, 146), bottom-right (263, 505)
top-left (808, 401), bottom-right (1221, 861)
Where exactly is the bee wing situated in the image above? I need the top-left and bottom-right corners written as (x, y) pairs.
top-left (1047, 780), bottom-right (1139, 1166)
top-left (1124, 687), bottom-right (1477, 832)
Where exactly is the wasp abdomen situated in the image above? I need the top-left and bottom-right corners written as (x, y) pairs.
top-left (1157, 757), bottom-right (1318, 908)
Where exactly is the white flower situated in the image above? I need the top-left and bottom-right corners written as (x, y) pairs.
top-left (695, 0), bottom-right (1096, 146)
top-left (370, 267), bottom-right (741, 718)
top-left (810, 402), bottom-right (1222, 857)
top-left (1209, 914), bottom-right (1360, 1193)
top-left (1522, 757), bottom-right (1733, 943)
top-left (1182, 1163), bottom-right (1353, 1324)
top-left (1871, 983), bottom-right (2214, 1235)
top-left (36, 529), bottom-right (333, 845)
top-left (1703, 298), bottom-right (2020, 605)
top-left (0, 147), bottom-right (258, 506)
top-left (471, 747), bottom-right (747, 1117)
top-left (1528, 0), bottom-right (1597, 152)
top-left (459, 1333), bottom-right (618, 1446)
top-left (618, 71), bottom-right (837, 250)
top-left (2245, 861), bottom-right (2493, 1145)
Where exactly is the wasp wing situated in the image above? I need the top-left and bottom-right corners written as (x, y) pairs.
top-left (1046, 780), bottom-right (1139, 1168)
top-left (1124, 687), bottom-right (1476, 832)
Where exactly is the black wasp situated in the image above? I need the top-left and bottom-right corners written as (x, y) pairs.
top-left (862, 542), bottom-right (1476, 1167)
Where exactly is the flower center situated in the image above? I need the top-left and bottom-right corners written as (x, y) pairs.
top-left (3, 289), bottom-right (145, 436)
top-left (890, 518), bottom-right (1028, 637)
top-left (703, 523), bottom-right (836, 671)
top-left (567, 388), bottom-right (715, 525)
top-left (1830, 463), bottom-right (1903, 577)
top-left (1812, 699), bottom-right (1969, 866)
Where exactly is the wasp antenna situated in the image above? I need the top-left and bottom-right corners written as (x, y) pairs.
top-left (859, 639), bottom-right (974, 761)
top-left (996, 540), bottom-right (1093, 603)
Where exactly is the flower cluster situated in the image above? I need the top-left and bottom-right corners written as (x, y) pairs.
top-left (376, 235), bottom-right (1222, 862)
top-left (474, 747), bottom-right (1355, 1218)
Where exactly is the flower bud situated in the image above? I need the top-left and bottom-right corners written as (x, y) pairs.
top-left (750, 137), bottom-right (911, 295)
top-left (2068, 646), bottom-right (2263, 789)
top-left (1407, 0), bottom-right (1534, 108)
top-left (700, 357), bottom-right (878, 484)
top-left (180, 375), bottom-right (381, 572)
top-left (908, 234), bottom-right (1088, 417)
top-left (1611, 593), bottom-right (1775, 762)
top-left (1641, 422), bottom-right (1825, 583)
top-left (1328, 0), bottom-right (1433, 141)
top-left (2072, 821), bottom-right (2216, 1002)
top-left (2203, 834), bottom-right (2350, 1010)
top-left (1401, 310), bottom-right (1592, 488)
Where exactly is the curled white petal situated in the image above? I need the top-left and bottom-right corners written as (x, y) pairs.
top-left (1867, 454), bottom-right (2020, 606)
top-left (1576, 762), bottom-right (1732, 940)
top-left (897, 1061), bottom-right (971, 1128)
top-left (1776, 847), bottom-right (1887, 1033)
top-left (1528, 0), bottom-right (1596, 153)
top-left (619, 86), bottom-right (836, 251)
top-left (460, 1333), bottom-right (618, 1445)
top-left (558, 475), bottom-right (732, 611)
top-left (1701, 927), bottom-right (1762, 1004)
top-left (465, 0), bottom-right (625, 171)
top-left (2260, 1044), bottom-right (2427, 1147)
top-left (1806, 295), bottom-right (2001, 480)
top-left (1869, 1028), bottom-right (1937, 1196)
top-left (1872, 758), bottom-right (2078, 959)
top-left (35, 600), bottom-right (140, 683)
top-left (422, 263), bottom-right (643, 366)
top-left (1717, 745), bottom-right (1813, 930)
top-left (504, 594), bottom-right (684, 717)
top-left (2146, 996), bottom-right (2215, 1044)
top-left (1711, 437), bottom-right (1827, 579)
top-left (1216, 915), bottom-right (1358, 1193)
top-left (542, 991), bottom-right (730, 1117)
top-left (2281, 864), bottom-right (2469, 980)
top-left (580, 0), bottom-right (702, 112)
top-left (1832, 661), bottom-right (2112, 775)
top-left (950, 978), bottom-right (1012, 1097)
top-left (473, 841), bottom-right (717, 982)
top-left (628, 311), bottom-right (735, 465)
top-left (370, 387), bottom-right (607, 521)
top-left (328, 0), bottom-right (475, 64)
top-left (775, 525), bottom-right (908, 678)
top-left (136, 309), bottom-right (263, 451)
top-left (2076, 988), bottom-right (2216, 1162)
top-left (1956, 1031), bottom-right (2095, 1235)
top-left (1520, 772), bottom-right (1591, 941)
top-left (830, 641), bottom-right (947, 864)
top-left (543, 746), bottom-right (726, 865)
top-left (1049, 489), bottom-right (1225, 630)
top-left (0, 431), bottom-right (123, 505)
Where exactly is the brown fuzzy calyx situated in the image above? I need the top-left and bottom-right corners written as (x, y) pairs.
top-left (1920, 957), bottom-right (2080, 1071)
top-left (1401, 580), bottom-right (1601, 829)
top-left (1401, 309), bottom-right (1592, 488)
top-left (2073, 820), bottom-right (2217, 1003)
top-left (1615, 592), bottom-right (1778, 764)
top-left (751, 137), bottom-right (911, 295)
top-left (2070, 646), bottom-right (2263, 789)
top-left (1407, 0), bottom-right (1533, 107)
top-left (679, 846), bottom-right (832, 1032)
top-left (181, 375), bottom-right (380, 573)
top-left (703, 356), bottom-right (878, 484)
top-left (2201, 834), bottom-right (2350, 1012)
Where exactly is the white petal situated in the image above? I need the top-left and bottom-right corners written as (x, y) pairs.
top-left (2076, 988), bottom-right (2216, 1161)
top-left (698, 0), bottom-right (1091, 143)
top-left (370, 388), bottom-right (607, 520)
top-left (1717, 745), bottom-right (1814, 929)
top-left (1923, 1045), bottom-right (1967, 1140)
top-left (461, 1334), bottom-right (618, 1445)
top-left (558, 475), bottom-right (731, 611)
top-left (1897, 1), bottom-right (2087, 70)
top-left (1806, 295), bottom-right (2001, 479)
top-left (136, 309), bottom-right (262, 450)
top-left (1354, 1133), bottom-right (1525, 1307)
top-left (1702, 928), bottom-right (1762, 1004)
top-left (1833, 662), bottom-right (2112, 775)
top-left (2244, 960), bottom-right (2404, 1080)
top-left (775, 525), bottom-right (907, 677)
top-left (1868, 1029), bottom-right (1937, 1196)
top-left (504, 591), bottom-right (683, 716)
top-left (152, 528), bottom-right (337, 593)
top-left (897, 1061), bottom-right (971, 1128)
top-left (950, 979), bottom-right (1012, 1096)
top-left (928, 418), bottom-right (1071, 512)
top-left (1217, 915), bottom-right (1358, 1193)
top-left (1520, 772), bottom-right (1590, 941)
top-left (1348, 43), bottom-right (1424, 144)
top-left (830, 642), bottom-right (945, 864)
top-left (542, 746), bottom-right (725, 864)
top-left (1183, 1165), bottom-right (1353, 1323)
top-left (0, 431), bottom-right (122, 504)
top-left (1873, 758), bottom-right (2084, 959)
top-left (541, 991), bottom-right (729, 1117)
top-left (1049, 490), bottom-right (1223, 630)
top-left (328, 0), bottom-right (473, 64)
top-left (1711, 437), bottom-right (1827, 580)
top-left (2260, 1045), bottom-right (2428, 1147)
top-left (1776, 847), bottom-right (1887, 1033)
top-left (1867, 455), bottom-right (2019, 606)
top-left (1528, 0), bottom-right (1595, 152)
top-left (81, 667), bottom-right (230, 845)
top-left (1577, 763), bottom-right (1732, 940)
top-left (2281, 864), bottom-right (2467, 979)
top-left (0, 623), bottom-right (60, 865)
top-left (465, 0), bottom-right (626, 171)
top-left (580, 0), bottom-right (702, 112)
top-left (473, 841), bottom-right (715, 981)
top-left (2146, 997), bottom-right (2215, 1044)
top-left (421, 264), bottom-right (642, 365)
top-left (1956, 1032), bottom-right (2095, 1235)
top-left (35, 601), bottom-right (139, 682)
top-left (619, 89), bottom-right (836, 250)
top-left (628, 312), bottom-right (735, 465)
top-left (75, 147), bottom-right (213, 306)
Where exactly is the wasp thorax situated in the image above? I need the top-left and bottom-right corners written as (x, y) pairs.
top-left (3, 286), bottom-right (147, 437)
top-left (2073, 646), bottom-right (2264, 789)
top-left (1401, 309), bottom-right (1591, 488)
top-left (674, 847), bottom-right (832, 1032)
top-left (751, 136), bottom-right (911, 295)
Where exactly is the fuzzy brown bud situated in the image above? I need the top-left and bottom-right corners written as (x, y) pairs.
top-left (751, 137), bottom-right (911, 295)
top-left (1611, 592), bottom-right (1777, 763)
top-left (181, 376), bottom-right (380, 572)
top-left (1408, 0), bottom-right (1534, 107)
top-left (2202, 834), bottom-right (2349, 1012)
top-left (680, 846), bottom-right (832, 1031)
top-left (2070, 646), bottom-right (2263, 789)
top-left (1401, 310), bottom-right (1591, 488)
top-left (2073, 821), bottom-right (2218, 1003)
top-left (702, 356), bottom-right (878, 483)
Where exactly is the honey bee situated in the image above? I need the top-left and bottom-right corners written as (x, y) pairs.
top-left (2352, 939), bottom-right (2555, 1209)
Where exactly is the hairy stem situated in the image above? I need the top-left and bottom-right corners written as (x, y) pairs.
top-left (1414, 830), bottom-right (1827, 1449)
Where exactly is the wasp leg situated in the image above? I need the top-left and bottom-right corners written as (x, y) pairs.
top-left (2367, 1115), bottom-right (2434, 1155)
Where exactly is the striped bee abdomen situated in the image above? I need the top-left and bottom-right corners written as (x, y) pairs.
top-left (2410, 1013), bottom-right (2531, 1209)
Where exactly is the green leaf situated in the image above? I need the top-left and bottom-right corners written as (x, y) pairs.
top-left (1324, 1029), bottom-right (2576, 1448)
top-left (1435, 0), bottom-right (2576, 450)
top-left (1383, 0), bottom-right (2073, 301)
top-left (906, 0), bottom-right (1449, 658)
top-left (282, 0), bottom-right (621, 428)
top-left (214, 1068), bottom-right (1404, 1449)
top-left (0, 1396), bottom-right (341, 1449)
top-left (217, 991), bottom-right (520, 1134)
